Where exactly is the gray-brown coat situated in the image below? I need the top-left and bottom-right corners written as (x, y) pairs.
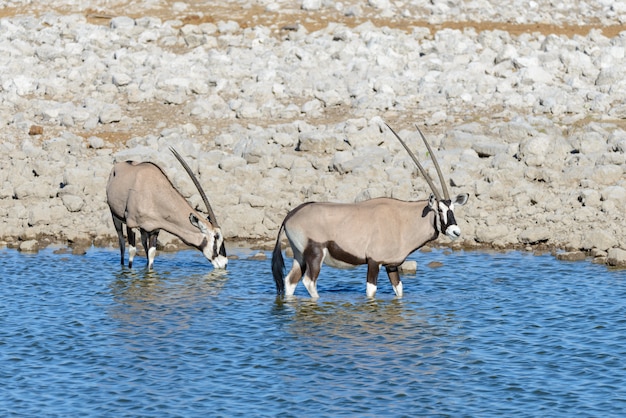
top-left (271, 124), bottom-right (468, 298)
top-left (106, 159), bottom-right (227, 270)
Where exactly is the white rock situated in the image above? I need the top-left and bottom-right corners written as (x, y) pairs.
top-left (582, 230), bottom-right (618, 251)
top-left (302, 0), bottom-right (322, 11)
top-left (592, 165), bottom-right (623, 185)
top-left (607, 248), bottom-right (626, 267)
top-left (99, 104), bottom-right (123, 124)
top-left (61, 194), bottom-right (84, 212)
top-left (601, 185), bottom-right (626, 205)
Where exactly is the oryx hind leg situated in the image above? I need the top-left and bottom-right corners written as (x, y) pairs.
top-left (284, 260), bottom-right (302, 296)
top-left (282, 242), bottom-right (306, 296)
top-left (302, 244), bottom-right (324, 299)
top-left (385, 265), bottom-right (403, 298)
top-left (141, 230), bottom-right (159, 270)
top-left (112, 215), bottom-right (126, 266)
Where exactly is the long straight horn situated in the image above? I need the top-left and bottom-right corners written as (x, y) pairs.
top-left (415, 125), bottom-right (450, 200)
top-left (385, 123), bottom-right (442, 201)
top-left (169, 147), bottom-right (220, 228)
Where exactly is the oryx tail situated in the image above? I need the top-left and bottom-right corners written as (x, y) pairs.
top-left (271, 223), bottom-right (286, 294)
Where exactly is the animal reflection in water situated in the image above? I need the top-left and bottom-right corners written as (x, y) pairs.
top-left (272, 123), bottom-right (468, 299)
top-left (106, 147), bottom-right (227, 270)
top-left (275, 297), bottom-right (448, 372)
top-left (108, 267), bottom-right (229, 330)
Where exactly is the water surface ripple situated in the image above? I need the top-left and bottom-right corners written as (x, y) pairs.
top-left (1, 248), bottom-right (625, 417)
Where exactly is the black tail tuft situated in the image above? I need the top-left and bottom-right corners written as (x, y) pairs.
top-left (271, 225), bottom-right (285, 295)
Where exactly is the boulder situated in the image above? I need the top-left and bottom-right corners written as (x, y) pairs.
top-left (18, 240), bottom-right (39, 252)
top-left (607, 248), bottom-right (626, 267)
top-left (518, 227), bottom-right (550, 245)
top-left (556, 251), bottom-right (586, 262)
top-left (581, 230), bottom-right (618, 251)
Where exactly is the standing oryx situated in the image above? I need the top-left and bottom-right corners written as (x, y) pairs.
top-left (106, 148), bottom-right (227, 270)
top-left (272, 123), bottom-right (468, 298)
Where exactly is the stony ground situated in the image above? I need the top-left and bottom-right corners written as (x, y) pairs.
top-left (1, 0), bottom-right (626, 266)
top-left (1, 0), bottom-right (624, 146)
top-left (2, 0), bottom-right (625, 146)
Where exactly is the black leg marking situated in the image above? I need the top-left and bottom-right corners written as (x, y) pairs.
top-left (385, 265), bottom-right (401, 287)
top-left (366, 259), bottom-right (380, 297)
top-left (303, 242), bottom-right (324, 282)
top-left (385, 264), bottom-right (403, 297)
top-left (366, 259), bottom-right (380, 286)
top-left (112, 215), bottom-right (125, 266)
top-left (127, 227), bottom-right (137, 268)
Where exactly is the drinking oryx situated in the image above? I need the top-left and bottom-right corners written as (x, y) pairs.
top-left (106, 147), bottom-right (227, 270)
top-left (271, 123), bottom-right (468, 298)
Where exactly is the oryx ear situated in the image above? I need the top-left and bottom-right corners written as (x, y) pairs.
top-left (189, 213), bottom-right (208, 233)
top-left (189, 213), bottom-right (207, 234)
top-left (189, 213), bottom-right (200, 228)
top-left (454, 193), bottom-right (469, 206)
top-left (428, 193), bottom-right (438, 209)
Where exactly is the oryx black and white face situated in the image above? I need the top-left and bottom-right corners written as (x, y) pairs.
top-left (428, 193), bottom-right (469, 240)
top-left (189, 213), bottom-right (228, 269)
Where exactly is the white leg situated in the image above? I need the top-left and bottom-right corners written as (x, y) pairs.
top-left (302, 276), bottom-right (319, 299)
top-left (147, 247), bottom-right (157, 270)
top-left (285, 278), bottom-right (298, 296)
top-left (128, 245), bottom-right (136, 267)
top-left (393, 281), bottom-right (403, 298)
top-left (366, 282), bottom-right (377, 298)
top-left (284, 262), bottom-right (301, 296)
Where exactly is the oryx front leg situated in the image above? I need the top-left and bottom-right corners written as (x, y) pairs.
top-left (366, 259), bottom-right (380, 298)
top-left (127, 227), bottom-right (137, 268)
top-left (141, 230), bottom-right (159, 270)
top-left (385, 265), bottom-right (403, 298)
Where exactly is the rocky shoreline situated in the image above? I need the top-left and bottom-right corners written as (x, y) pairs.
top-left (1, 1), bottom-right (625, 267)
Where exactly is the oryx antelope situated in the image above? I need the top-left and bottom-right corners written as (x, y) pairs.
top-left (106, 148), bottom-right (227, 270)
top-left (271, 124), bottom-right (468, 298)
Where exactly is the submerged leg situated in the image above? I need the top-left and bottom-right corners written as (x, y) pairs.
top-left (127, 227), bottom-right (137, 268)
top-left (302, 275), bottom-right (319, 299)
top-left (284, 261), bottom-right (303, 296)
top-left (141, 230), bottom-right (159, 270)
top-left (112, 215), bottom-right (126, 266)
top-left (366, 259), bottom-right (380, 298)
top-left (140, 229), bottom-right (149, 259)
top-left (385, 265), bottom-right (403, 297)
top-left (147, 232), bottom-right (158, 270)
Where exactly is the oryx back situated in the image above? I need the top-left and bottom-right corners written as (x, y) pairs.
top-left (107, 161), bottom-right (176, 231)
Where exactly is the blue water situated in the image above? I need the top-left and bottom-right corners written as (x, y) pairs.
top-left (1, 246), bottom-right (626, 417)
